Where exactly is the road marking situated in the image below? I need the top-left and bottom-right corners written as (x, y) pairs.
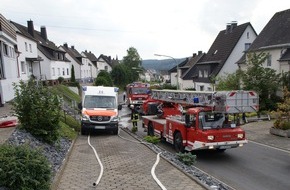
top-left (249, 140), bottom-right (290, 153)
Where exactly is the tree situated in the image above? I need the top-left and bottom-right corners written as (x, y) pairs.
top-left (111, 64), bottom-right (129, 88)
top-left (71, 65), bottom-right (76, 82)
top-left (12, 79), bottom-right (61, 144)
top-left (241, 52), bottom-right (281, 111)
top-left (95, 70), bottom-right (113, 86)
top-left (122, 47), bottom-right (142, 82)
top-left (215, 70), bottom-right (243, 90)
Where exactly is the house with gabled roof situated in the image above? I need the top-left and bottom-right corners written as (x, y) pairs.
top-left (0, 14), bottom-right (19, 105)
top-left (59, 43), bottom-right (83, 82)
top-left (192, 22), bottom-right (257, 91)
top-left (10, 21), bottom-right (39, 82)
top-left (239, 9), bottom-right (290, 79)
top-left (180, 51), bottom-right (206, 90)
top-left (97, 54), bottom-right (114, 73)
top-left (82, 50), bottom-right (98, 81)
top-left (11, 20), bottom-right (70, 85)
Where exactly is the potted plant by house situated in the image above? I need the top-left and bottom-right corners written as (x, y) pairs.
top-left (270, 87), bottom-right (290, 137)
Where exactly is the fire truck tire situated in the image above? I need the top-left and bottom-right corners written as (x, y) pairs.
top-left (174, 132), bottom-right (185, 153)
top-left (216, 148), bottom-right (226, 153)
top-left (147, 122), bottom-right (154, 136)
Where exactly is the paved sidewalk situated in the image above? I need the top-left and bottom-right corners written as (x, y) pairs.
top-left (241, 120), bottom-right (290, 151)
top-left (56, 130), bottom-right (205, 190)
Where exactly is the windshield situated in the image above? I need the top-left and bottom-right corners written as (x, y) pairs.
top-left (130, 88), bottom-right (149, 94)
top-left (199, 112), bottom-right (225, 129)
top-left (84, 95), bottom-right (116, 109)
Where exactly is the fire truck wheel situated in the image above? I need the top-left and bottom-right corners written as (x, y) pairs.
top-left (216, 148), bottom-right (226, 153)
top-left (147, 122), bottom-right (154, 136)
top-left (174, 132), bottom-right (185, 153)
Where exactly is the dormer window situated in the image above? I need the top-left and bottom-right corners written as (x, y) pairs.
top-left (199, 70), bottom-right (203, 77)
top-left (204, 70), bottom-right (208, 78)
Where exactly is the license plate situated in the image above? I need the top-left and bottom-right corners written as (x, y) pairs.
top-left (219, 145), bottom-right (231, 149)
top-left (94, 126), bottom-right (105, 129)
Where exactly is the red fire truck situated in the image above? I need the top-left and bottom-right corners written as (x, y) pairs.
top-left (142, 89), bottom-right (259, 152)
top-left (126, 82), bottom-right (151, 108)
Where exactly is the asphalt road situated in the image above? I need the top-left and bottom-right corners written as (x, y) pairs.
top-left (193, 143), bottom-right (290, 190)
top-left (119, 104), bottom-right (290, 190)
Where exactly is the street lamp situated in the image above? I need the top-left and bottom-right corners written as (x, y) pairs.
top-left (154, 54), bottom-right (179, 90)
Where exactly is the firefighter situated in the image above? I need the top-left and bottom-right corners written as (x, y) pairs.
top-left (130, 105), bottom-right (139, 132)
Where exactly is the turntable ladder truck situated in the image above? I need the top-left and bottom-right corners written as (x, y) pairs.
top-left (142, 89), bottom-right (259, 152)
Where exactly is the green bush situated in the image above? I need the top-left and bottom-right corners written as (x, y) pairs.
top-left (0, 144), bottom-right (51, 190)
top-left (59, 112), bottom-right (81, 132)
top-left (58, 77), bottom-right (64, 84)
top-left (176, 152), bottom-right (196, 166)
top-left (143, 135), bottom-right (160, 144)
top-left (58, 121), bottom-right (78, 140)
top-left (12, 79), bottom-right (61, 144)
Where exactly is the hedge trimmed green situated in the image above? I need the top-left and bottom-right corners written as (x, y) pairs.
top-left (0, 144), bottom-right (51, 190)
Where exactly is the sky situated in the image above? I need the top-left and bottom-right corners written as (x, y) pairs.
top-left (1, 0), bottom-right (290, 60)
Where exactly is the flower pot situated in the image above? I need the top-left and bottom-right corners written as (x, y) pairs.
top-left (269, 127), bottom-right (290, 138)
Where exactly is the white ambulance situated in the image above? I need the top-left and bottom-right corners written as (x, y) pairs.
top-left (79, 86), bottom-right (122, 135)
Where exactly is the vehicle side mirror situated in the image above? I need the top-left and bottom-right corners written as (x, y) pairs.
top-left (118, 104), bottom-right (122, 110)
top-left (78, 102), bottom-right (82, 110)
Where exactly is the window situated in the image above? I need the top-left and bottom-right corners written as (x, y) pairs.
top-left (67, 68), bottom-right (69, 75)
top-left (267, 54), bottom-right (272, 66)
top-left (245, 43), bottom-right (251, 51)
top-left (105, 66), bottom-right (108, 71)
top-left (247, 32), bottom-right (250, 39)
top-left (28, 63), bottom-right (32, 73)
top-left (199, 70), bottom-right (203, 77)
top-left (62, 68), bottom-right (65, 75)
top-left (3, 44), bottom-right (8, 56)
top-left (25, 42), bottom-right (28, 51)
top-left (200, 86), bottom-right (204, 91)
top-left (29, 44), bottom-right (32, 52)
top-left (21, 61), bottom-right (26, 74)
top-left (52, 68), bottom-right (55, 76)
top-left (204, 70), bottom-right (208, 78)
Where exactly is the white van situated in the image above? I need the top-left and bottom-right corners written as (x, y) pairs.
top-left (79, 86), bottom-right (122, 135)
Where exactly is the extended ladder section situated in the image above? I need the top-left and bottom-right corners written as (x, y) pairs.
top-left (151, 89), bottom-right (259, 113)
top-left (151, 89), bottom-right (215, 106)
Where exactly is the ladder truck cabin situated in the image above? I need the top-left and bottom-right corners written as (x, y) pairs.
top-left (142, 89), bottom-right (259, 152)
top-left (78, 86), bottom-right (122, 135)
top-left (126, 82), bottom-right (151, 108)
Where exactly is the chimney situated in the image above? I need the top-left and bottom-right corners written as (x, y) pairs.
top-left (27, 20), bottom-right (34, 37)
top-left (63, 43), bottom-right (68, 48)
top-left (198, 51), bottom-right (202, 55)
top-left (40, 26), bottom-right (47, 41)
top-left (225, 23), bottom-right (231, 34)
top-left (230, 21), bottom-right (237, 32)
top-left (71, 45), bottom-right (74, 50)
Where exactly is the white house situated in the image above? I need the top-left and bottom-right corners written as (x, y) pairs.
top-left (240, 9), bottom-right (290, 88)
top-left (0, 14), bottom-right (19, 105)
top-left (186, 22), bottom-right (257, 91)
top-left (97, 54), bottom-right (113, 73)
top-left (82, 51), bottom-right (98, 82)
top-left (12, 20), bottom-right (70, 85)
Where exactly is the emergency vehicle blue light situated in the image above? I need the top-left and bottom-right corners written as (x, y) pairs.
top-left (114, 87), bottom-right (119, 92)
top-left (82, 86), bottom-right (87, 91)
top-left (193, 97), bottom-right (199, 103)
